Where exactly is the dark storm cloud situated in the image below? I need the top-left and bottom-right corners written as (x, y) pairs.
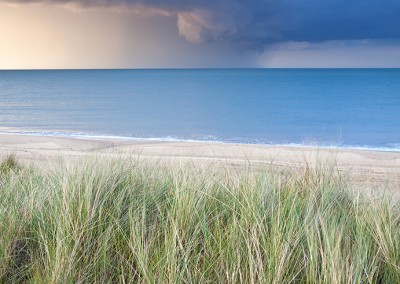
top-left (3, 0), bottom-right (400, 48)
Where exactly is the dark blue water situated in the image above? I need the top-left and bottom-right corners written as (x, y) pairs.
top-left (1, 69), bottom-right (399, 150)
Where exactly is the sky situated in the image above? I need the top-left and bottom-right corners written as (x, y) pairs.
top-left (0, 0), bottom-right (400, 69)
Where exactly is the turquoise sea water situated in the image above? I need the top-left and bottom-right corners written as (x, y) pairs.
top-left (0, 69), bottom-right (399, 151)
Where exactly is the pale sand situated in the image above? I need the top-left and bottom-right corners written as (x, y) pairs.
top-left (0, 133), bottom-right (399, 190)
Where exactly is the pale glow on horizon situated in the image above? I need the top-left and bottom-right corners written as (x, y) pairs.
top-left (259, 41), bottom-right (400, 68)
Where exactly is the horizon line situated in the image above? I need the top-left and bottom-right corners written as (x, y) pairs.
top-left (1, 67), bottom-right (400, 71)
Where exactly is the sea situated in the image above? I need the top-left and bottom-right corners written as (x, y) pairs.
top-left (0, 69), bottom-right (399, 151)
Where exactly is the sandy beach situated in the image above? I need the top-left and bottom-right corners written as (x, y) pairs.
top-left (1, 133), bottom-right (399, 189)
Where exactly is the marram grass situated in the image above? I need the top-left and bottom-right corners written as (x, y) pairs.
top-left (0, 155), bottom-right (399, 283)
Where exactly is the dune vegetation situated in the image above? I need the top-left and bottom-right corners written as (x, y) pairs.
top-left (0, 154), bottom-right (399, 283)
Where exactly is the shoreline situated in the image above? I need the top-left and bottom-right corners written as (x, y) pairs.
top-left (0, 133), bottom-right (399, 189)
top-left (1, 128), bottom-right (399, 154)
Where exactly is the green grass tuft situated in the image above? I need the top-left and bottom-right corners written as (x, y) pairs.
top-left (0, 154), bottom-right (20, 174)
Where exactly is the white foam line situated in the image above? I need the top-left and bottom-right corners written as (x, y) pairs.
top-left (0, 130), bottom-right (223, 144)
top-left (1, 130), bottom-right (399, 153)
